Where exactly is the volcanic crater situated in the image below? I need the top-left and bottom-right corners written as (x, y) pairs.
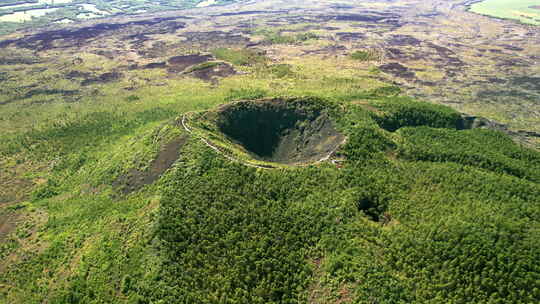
top-left (215, 98), bottom-right (345, 164)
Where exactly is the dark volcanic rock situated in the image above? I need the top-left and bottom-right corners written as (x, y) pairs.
top-left (114, 135), bottom-right (187, 194)
top-left (459, 114), bottom-right (540, 146)
top-left (167, 54), bottom-right (212, 73)
top-left (379, 62), bottom-right (416, 78)
top-left (81, 72), bottom-right (123, 86)
top-left (0, 56), bottom-right (40, 65)
top-left (0, 17), bottom-right (186, 51)
top-left (213, 10), bottom-right (288, 17)
top-left (477, 89), bottom-right (538, 100)
top-left (459, 114), bottom-right (508, 131)
top-left (189, 63), bottom-right (236, 83)
top-left (386, 48), bottom-right (407, 60)
top-left (388, 35), bottom-right (422, 46)
top-left (181, 31), bottom-right (249, 48)
top-left (487, 77), bottom-right (507, 84)
top-left (66, 70), bottom-right (92, 79)
top-left (0, 88), bottom-right (80, 105)
top-left (510, 76), bottom-right (540, 91)
top-left (143, 62), bottom-right (167, 69)
top-left (336, 32), bottom-right (365, 41)
top-left (500, 44), bottom-right (524, 51)
top-left (335, 14), bottom-right (387, 22)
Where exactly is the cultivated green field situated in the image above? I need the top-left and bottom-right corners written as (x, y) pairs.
top-left (469, 0), bottom-right (540, 25)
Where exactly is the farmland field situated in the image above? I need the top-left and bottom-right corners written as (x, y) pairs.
top-left (469, 0), bottom-right (540, 25)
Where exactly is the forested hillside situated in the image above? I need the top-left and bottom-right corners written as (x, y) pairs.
top-left (3, 90), bottom-right (538, 303)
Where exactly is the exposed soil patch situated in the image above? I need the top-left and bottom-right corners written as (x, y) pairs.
top-left (0, 208), bottom-right (48, 274)
top-left (418, 12), bottom-right (441, 18)
top-left (216, 99), bottom-right (345, 164)
top-left (189, 62), bottom-right (236, 83)
top-left (445, 57), bottom-right (466, 68)
top-left (126, 33), bottom-right (150, 47)
top-left (0, 176), bottom-right (33, 205)
top-left (167, 54), bottom-right (212, 73)
top-left (379, 62), bottom-right (415, 78)
top-left (114, 135), bottom-right (187, 194)
top-left (0, 166), bottom-right (34, 243)
top-left (489, 48), bottom-right (503, 54)
top-left (0, 209), bottom-right (20, 243)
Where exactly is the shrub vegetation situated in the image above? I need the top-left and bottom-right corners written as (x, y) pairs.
top-left (350, 50), bottom-right (380, 61)
top-left (211, 48), bottom-right (267, 66)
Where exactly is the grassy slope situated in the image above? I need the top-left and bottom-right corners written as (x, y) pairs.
top-left (0, 47), bottom-right (539, 303)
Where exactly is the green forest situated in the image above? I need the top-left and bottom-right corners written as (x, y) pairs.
top-left (3, 90), bottom-right (538, 303)
top-left (147, 96), bottom-right (540, 303)
top-left (0, 26), bottom-right (539, 302)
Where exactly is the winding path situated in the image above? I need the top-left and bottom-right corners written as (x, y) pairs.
top-left (181, 112), bottom-right (276, 169)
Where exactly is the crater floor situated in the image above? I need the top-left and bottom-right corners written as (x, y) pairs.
top-left (217, 99), bottom-right (345, 164)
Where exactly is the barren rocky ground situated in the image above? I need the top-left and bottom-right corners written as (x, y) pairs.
top-left (0, 0), bottom-right (538, 135)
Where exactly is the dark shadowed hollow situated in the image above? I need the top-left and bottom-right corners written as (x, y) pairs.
top-left (216, 99), bottom-right (345, 164)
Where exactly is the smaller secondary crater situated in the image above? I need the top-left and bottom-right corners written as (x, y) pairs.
top-left (216, 98), bottom-right (345, 164)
